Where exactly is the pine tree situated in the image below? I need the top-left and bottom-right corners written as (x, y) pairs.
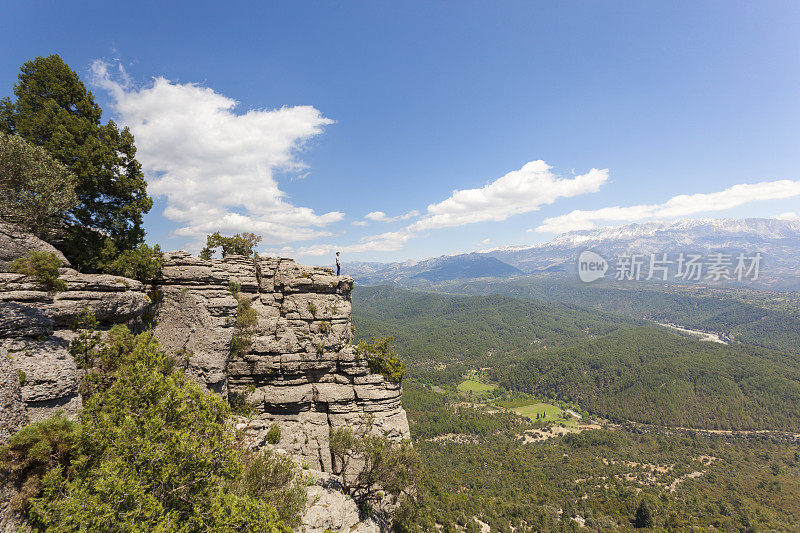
top-left (1, 55), bottom-right (152, 269)
top-left (634, 499), bottom-right (654, 528)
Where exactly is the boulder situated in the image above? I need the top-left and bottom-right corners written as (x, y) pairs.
top-left (300, 469), bottom-right (381, 532)
top-left (0, 223), bottom-right (69, 271)
top-left (2, 331), bottom-right (82, 422)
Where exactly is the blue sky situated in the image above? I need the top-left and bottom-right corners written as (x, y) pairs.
top-left (2, 1), bottom-right (799, 265)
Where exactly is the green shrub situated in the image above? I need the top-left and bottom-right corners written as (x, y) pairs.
top-left (329, 421), bottom-right (422, 517)
top-left (265, 424), bottom-right (281, 445)
top-left (10, 251), bottom-right (67, 292)
top-left (6, 327), bottom-right (292, 532)
top-left (16, 368), bottom-right (26, 387)
top-left (231, 294), bottom-right (258, 358)
top-left (99, 242), bottom-right (164, 283)
top-left (634, 499), bottom-right (654, 528)
top-left (235, 449), bottom-right (307, 528)
top-left (356, 337), bottom-right (405, 383)
top-left (229, 389), bottom-right (256, 417)
top-left (68, 308), bottom-right (101, 371)
top-left (228, 281), bottom-right (241, 296)
top-left (0, 415), bottom-right (80, 512)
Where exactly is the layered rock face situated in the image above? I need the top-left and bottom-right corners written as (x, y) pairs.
top-left (0, 270), bottom-right (150, 423)
top-left (152, 252), bottom-right (410, 472)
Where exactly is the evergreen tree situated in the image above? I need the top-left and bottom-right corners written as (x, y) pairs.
top-left (0, 132), bottom-right (78, 234)
top-left (634, 499), bottom-right (654, 528)
top-left (199, 232), bottom-right (262, 259)
top-left (1, 55), bottom-right (152, 269)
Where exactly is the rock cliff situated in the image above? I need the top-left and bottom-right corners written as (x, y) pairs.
top-left (0, 241), bottom-right (409, 464)
top-left (0, 271), bottom-right (149, 423)
top-left (152, 252), bottom-right (410, 471)
top-left (0, 229), bottom-right (410, 532)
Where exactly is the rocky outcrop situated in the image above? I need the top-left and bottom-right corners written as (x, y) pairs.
top-left (0, 227), bottom-right (410, 531)
top-left (0, 229), bottom-right (150, 423)
top-left (0, 355), bottom-right (26, 533)
top-left (153, 252), bottom-right (411, 472)
top-left (0, 223), bottom-right (68, 271)
top-left (301, 469), bottom-right (380, 533)
top-left (0, 224), bottom-right (410, 497)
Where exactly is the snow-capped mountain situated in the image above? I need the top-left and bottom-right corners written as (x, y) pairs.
top-left (495, 218), bottom-right (800, 250)
top-left (346, 218), bottom-right (800, 288)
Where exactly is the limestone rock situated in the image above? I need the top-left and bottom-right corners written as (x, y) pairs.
top-left (0, 236), bottom-right (411, 521)
top-left (155, 252), bottom-right (410, 475)
top-left (2, 331), bottom-right (82, 423)
top-left (300, 470), bottom-right (381, 532)
top-left (0, 353), bottom-right (26, 442)
top-left (151, 285), bottom-right (237, 395)
top-left (0, 223), bottom-right (69, 271)
top-left (0, 302), bottom-right (54, 338)
top-left (0, 226), bottom-right (150, 421)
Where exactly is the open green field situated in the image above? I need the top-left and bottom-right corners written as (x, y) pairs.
top-left (456, 379), bottom-right (497, 394)
top-left (496, 400), bottom-right (576, 426)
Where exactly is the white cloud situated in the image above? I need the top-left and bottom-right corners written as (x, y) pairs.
top-left (409, 160), bottom-right (608, 231)
top-left (91, 60), bottom-right (341, 246)
top-left (537, 179), bottom-right (800, 233)
top-left (285, 160), bottom-right (606, 258)
top-left (774, 211), bottom-right (800, 221)
top-left (361, 210), bottom-right (420, 223)
top-left (275, 229), bottom-right (415, 258)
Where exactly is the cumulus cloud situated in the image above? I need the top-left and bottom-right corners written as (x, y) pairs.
top-left (774, 211), bottom-right (800, 221)
top-left (536, 179), bottom-right (800, 233)
top-left (91, 60), bottom-right (341, 245)
top-left (287, 160), bottom-right (607, 258)
top-left (408, 160), bottom-right (608, 231)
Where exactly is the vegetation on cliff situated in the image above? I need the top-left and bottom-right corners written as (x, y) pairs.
top-left (355, 336), bottom-right (406, 383)
top-left (9, 251), bottom-right (67, 293)
top-left (200, 232), bottom-right (263, 259)
top-left (0, 320), bottom-right (300, 532)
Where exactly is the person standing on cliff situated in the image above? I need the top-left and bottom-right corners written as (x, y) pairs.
top-left (335, 251), bottom-right (341, 275)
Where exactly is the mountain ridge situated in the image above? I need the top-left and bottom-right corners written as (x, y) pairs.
top-left (345, 217), bottom-right (800, 288)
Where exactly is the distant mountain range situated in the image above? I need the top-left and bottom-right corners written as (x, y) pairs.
top-left (346, 253), bottom-right (523, 285)
top-left (345, 218), bottom-right (800, 288)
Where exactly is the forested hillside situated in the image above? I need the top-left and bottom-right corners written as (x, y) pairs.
top-left (416, 277), bottom-right (800, 356)
top-left (353, 286), bottom-right (800, 431)
top-left (495, 326), bottom-right (800, 431)
top-left (352, 285), bottom-right (637, 384)
top-left (354, 286), bottom-right (800, 529)
top-left (399, 385), bottom-right (800, 532)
